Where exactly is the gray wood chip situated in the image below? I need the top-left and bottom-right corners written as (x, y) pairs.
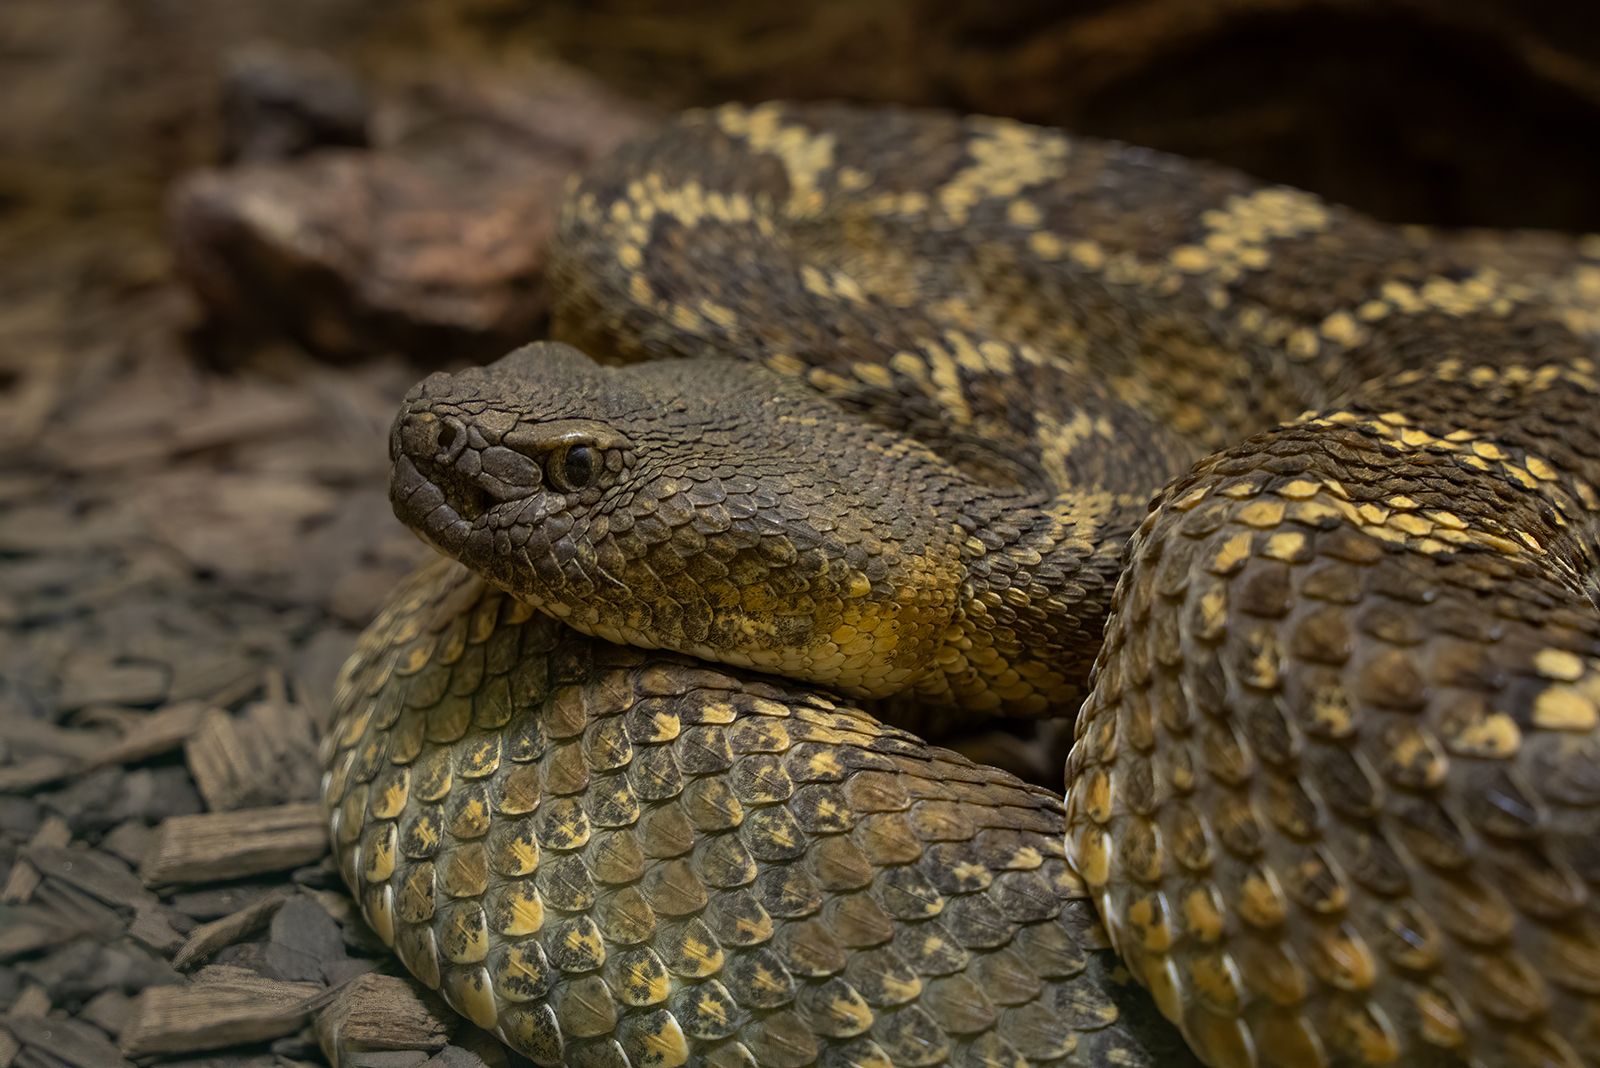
top-left (24, 847), bottom-right (157, 913)
top-left (140, 803), bottom-right (327, 887)
top-left (96, 823), bottom-right (153, 869)
top-left (171, 885), bottom-right (293, 970)
top-left (78, 989), bottom-right (133, 1038)
top-left (118, 965), bottom-right (325, 1057)
top-left (0, 715), bottom-right (117, 762)
top-left (0, 758), bottom-right (75, 795)
top-left (184, 696), bottom-right (320, 812)
top-left (1, 819), bottom-right (69, 905)
top-left (55, 655), bottom-right (169, 710)
top-left (3, 1014), bottom-right (133, 1068)
top-left (81, 701), bottom-right (208, 771)
top-left (16, 938), bottom-right (179, 1004)
top-left (0, 909), bottom-right (74, 962)
top-left (269, 895), bottom-right (347, 983)
top-left (315, 974), bottom-right (454, 1067)
top-left (0, 985), bottom-right (47, 1068)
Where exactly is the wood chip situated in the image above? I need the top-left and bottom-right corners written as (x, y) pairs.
top-left (98, 821), bottom-right (155, 868)
top-left (184, 695), bottom-right (320, 811)
top-left (0, 907), bottom-right (73, 961)
top-left (24, 846), bottom-right (159, 913)
top-left (79, 989), bottom-right (134, 1038)
top-left (0, 713), bottom-right (118, 761)
top-left (172, 885), bottom-right (294, 970)
top-left (171, 380), bottom-right (320, 453)
top-left (118, 966), bottom-right (325, 1057)
top-left (315, 974), bottom-right (454, 1067)
top-left (55, 653), bottom-right (170, 710)
top-left (0, 756), bottom-right (76, 793)
top-left (140, 803), bottom-right (327, 887)
top-left (127, 905), bottom-right (188, 956)
top-left (3, 1013), bottom-right (133, 1068)
top-left (29, 878), bottom-right (128, 942)
top-left (0, 984), bottom-right (48, 1068)
top-left (81, 701), bottom-right (208, 771)
top-left (1, 817), bottom-right (70, 905)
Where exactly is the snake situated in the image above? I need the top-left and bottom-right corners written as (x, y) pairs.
top-left (320, 102), bottom-right (1600, 1068)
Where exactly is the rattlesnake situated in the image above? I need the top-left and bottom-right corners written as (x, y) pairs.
top-left (323, 102), bottom-right (1600, 1068)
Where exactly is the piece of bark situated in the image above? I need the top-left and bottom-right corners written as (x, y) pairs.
top-left (167, 882), bottom-right (280, 921)
top-left (3, 1014), bottom-right (133, 1068)
top-left (118, 966), bottom-right (325, 1057)
top-left (422, 1046), bottom-right (491, 1068)
top-left (15, 937), bottom-right (179, 1005)
top-left (28, 879), bottom-right (128, 944)
top-left (171, 57), bottom-right (656, 364)
top-left (0, 714), bottom-right (117, 762)
top-left (1, 818), bottom-right (69, 905)
top-left (82, 701), bottom-right (208, 771)
top-left (0, 908), bottom-right (74, 962)
top-left (171, 885), bottom-right (294, 970)
top-left (127, 905), bottom-right (188, 957)
top-left (55, 654), bottom-right (169, 710)
top-left (183, 695), bottom-right (320, 812)
top-left (79, 989), bottom-right (134, 1038)
top-left (24, 846), bottom-right (158, 913)
top-left (0, 757), bottom-right (75, 794)
top-left (140, 804), bottom-right (326, 887)
top-left (97, 822), bottom-right (154, 868)
top-left (315, 974), bottom-right (454, 1066)
top-left (345, 1052), bottom-right (429, 1068)
top-left (21, 845), bottom-right (187, 954)
top-left (269, 895), bottom-right (348, 984)
top-left (222, 43), bottom-right (370, 164)
top-left (0, 985), bottom-right (47, 1068)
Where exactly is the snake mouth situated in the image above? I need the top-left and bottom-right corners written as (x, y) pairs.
top-left (389, 404), bottom-right (553, 557)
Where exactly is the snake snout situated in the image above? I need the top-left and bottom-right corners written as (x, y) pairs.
top-left (392, 409), bottom-right (467, 468)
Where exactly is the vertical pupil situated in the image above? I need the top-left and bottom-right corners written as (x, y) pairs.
top-left (563, 446), bottom-right (596, 488)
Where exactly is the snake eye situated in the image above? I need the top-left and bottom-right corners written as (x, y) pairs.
top-left (550, 444), bottom-right (599, 492)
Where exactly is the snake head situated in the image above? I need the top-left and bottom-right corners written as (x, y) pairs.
top-left (387, 340), bottom-right (964, 698)
top-left (390, 342), bottom-right (637, 563)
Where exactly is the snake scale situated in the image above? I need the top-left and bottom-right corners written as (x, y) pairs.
top-left (321, 102), bottom-right (1600, 1068)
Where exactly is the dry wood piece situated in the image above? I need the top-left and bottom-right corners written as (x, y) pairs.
top-left (170, 56), bottom-right (655, 365)
top-left (99, 821), bottom-right (155, 867)
top-left (0, 984), bottom-right (48, 1068)
top-left (3, 1014), bottom-right (133, 1068)
top-left (0, 755), bottom-right (75, 793)
top-left (82, 700), bottom-right (209, 770)
top-left (172, 884), bottom-right (294, 969)
top-left (25, 845), bottom-right (159, 913)
top-left (55, 652), bottom-right (169, 709)
top-left (0, 712), bottom-right (118, 761)
top-left (315, 974), bottom-right (455, 1066)
top-left (1, 816), bottom-right (70, 905)
top-left (22, 843), bottom-right (189, 954)
top-left (0, 906), bottom-right (74, 960)
top-left (118, 965), bottom-right (324, 1057)
top-left (140, 802), bottom-right (327, 887)
top-left (183, 680), bottom-right (320, 811)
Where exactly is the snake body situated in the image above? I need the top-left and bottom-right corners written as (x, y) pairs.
top-left (323, 103), bottom-right (1600, 1067)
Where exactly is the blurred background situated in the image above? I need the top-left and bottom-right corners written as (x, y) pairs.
top-left (2, 2), bottom-right (1600, 1065)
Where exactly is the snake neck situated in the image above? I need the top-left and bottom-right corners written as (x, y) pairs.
top-left (388, 343), bottom-right (1173, 721)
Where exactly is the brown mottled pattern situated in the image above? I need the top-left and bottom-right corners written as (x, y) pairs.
top-left (326, 101), bottom-right (1600, 1068)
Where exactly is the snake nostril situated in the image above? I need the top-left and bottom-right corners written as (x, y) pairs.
top-left (431, 415), bottom-right (470, 465)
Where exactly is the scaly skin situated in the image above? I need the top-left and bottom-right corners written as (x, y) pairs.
top-left (324, 102), bottom-right (1600, 1067)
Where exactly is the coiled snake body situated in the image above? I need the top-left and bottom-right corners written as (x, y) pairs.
top-left (322, 103), bottom-right (1600, 1068)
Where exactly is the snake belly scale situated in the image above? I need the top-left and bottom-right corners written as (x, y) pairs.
top-left (321, 102), bottom-right (1600, 1068)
